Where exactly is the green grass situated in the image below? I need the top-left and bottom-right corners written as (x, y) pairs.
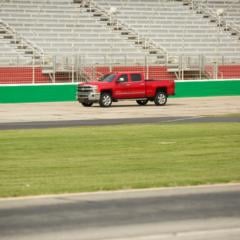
top-left (0, 123), bottom-right (239, 197)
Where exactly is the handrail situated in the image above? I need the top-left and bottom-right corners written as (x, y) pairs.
top-left (0, 19), bottom-right (45, 64)
top-left (192, 0), bottom-right (240, 35)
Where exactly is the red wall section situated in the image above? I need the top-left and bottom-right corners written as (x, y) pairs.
top-left (218, 65), bottom-right (240, 79)
top-left (147, 66), bottom-right (175, 80)
top-left (0, 67), bottom-right (50, 84)
top-left (205, 65), bottom-right (240, 79)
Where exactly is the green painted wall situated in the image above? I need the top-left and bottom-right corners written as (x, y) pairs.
top-left (0, 84), bottom-right (77, 103)
top-left (0, 80), bottom-right (240, 103)
top-left (174, 80), bottom-right (240, 98)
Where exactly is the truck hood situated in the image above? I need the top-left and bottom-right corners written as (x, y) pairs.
top-left (79, 81), bottom-right (111, 88)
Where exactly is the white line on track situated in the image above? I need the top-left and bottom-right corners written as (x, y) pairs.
top-left (162, 116), bottom-right (204, 123)
top-left (108, 227), bottom-right (240, 240)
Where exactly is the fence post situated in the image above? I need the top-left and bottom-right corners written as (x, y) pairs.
top-left (145, 55), bottom-right (149, 79)
top-left (178, 55), bottom-right (182, 80)
top-left (32, 53), bottom-right (35, 84)
top-left (76, 55), bottom-right (79, 82)
top-left (181, 55), bottom-right (184, 80)
top-left (53, 55), bottom-right (56, 83)
top-left (110, 54), bottom-right (112, 72)
top-left (71, 55), bottom-right (74, 83)
top-left (214, 61), bottom-right (218, 79)
top-left (199, 54), bottom-right (202, 80)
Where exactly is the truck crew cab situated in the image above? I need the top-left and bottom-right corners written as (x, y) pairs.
top-left (77, 72), bottom-right (175, 107)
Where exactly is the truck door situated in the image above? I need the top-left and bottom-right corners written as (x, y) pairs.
top-left (128, 73), bottom-right (145, 98)
top-left (114, 74), bottom-right (130, 99)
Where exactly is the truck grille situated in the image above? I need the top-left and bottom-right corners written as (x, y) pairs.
top-left (78, 85), bottom-right (93, 98)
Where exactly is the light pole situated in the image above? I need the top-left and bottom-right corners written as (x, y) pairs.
top-left (108, 6), bottom-right (118, 71)
top-left (216, 8), bottom-right (224, 79)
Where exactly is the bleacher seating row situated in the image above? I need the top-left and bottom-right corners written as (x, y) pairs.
top-left (96, 0), bottom-right (240, 57)
top-left (0, 0), bottom-right (145, 65)
top-left (1, 0), bottom-right (240, 61)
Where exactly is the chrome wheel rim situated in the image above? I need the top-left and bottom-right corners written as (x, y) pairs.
top-left (102, 95), bottom-right (111, 106)
top-left (158, 93), bottom-right (166, 104)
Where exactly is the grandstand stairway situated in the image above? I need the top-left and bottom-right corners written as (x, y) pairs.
top-left (73, 0), bottom-right (171, 65)
top-left (0, 20), bottom-right (44, 65)
top-left (182, 0), bottom-right (240, 40)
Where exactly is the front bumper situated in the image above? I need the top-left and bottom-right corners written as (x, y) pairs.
top-left (77, 85), bottom-right (100, 102)
top-left (77, 92), bottom-right (100, 102)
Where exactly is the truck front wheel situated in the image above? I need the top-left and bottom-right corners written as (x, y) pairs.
top-left (99, 92), bottom-right (112, 107)
top-left (81, 101), bottom-right (93, 107)
top-left (154, 91), bottom-right (167, 106)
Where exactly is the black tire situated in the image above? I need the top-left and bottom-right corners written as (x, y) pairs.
top-left (81, 101), bottom-right (93, 107)
top-left (154, 91), bottom-right (167, 106)
top-left (99, 92), bottom-right (112, 107)
top-left (136, 99), bottom-right (148, 106)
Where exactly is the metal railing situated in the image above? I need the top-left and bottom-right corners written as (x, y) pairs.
top-left (1, 54), bottom-right (240, 84)
top-left (191, 0), bottom-right (240, 35)
top-left (0, 19), bottom-right (45, 65)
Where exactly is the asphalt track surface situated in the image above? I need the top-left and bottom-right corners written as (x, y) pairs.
top-left (0, 184), bottom-right (240, 240)
top-left (0, 115), bottom-right (240, 130)
top-left (0, 97), bottom-right (239, 129)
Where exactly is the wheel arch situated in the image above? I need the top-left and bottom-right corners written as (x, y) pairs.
top-left (101, 89), bottom-right (113, 96)
top-left (155, 87), bottom-right (168, 96)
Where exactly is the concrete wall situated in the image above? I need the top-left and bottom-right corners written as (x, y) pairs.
top-left (0, 80), bottom-right (240, 103)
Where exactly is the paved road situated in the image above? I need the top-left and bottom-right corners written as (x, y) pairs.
top-left (0, 115), bottom-right (239, 130)
top-left (0, 185), bottom-right (240, 240)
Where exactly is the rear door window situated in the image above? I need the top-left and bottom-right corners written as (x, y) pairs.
top-left (130, 74), bottom-right (142, 82)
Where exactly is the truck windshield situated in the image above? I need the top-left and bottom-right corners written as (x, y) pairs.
top-left (99, 74), bottom-right (116, 82)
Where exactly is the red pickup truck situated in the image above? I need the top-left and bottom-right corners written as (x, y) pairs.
top-left (77, 72), bottom-right (175, 107)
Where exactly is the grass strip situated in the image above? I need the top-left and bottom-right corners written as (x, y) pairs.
top-left (0, 123), bottom-right (239, 197)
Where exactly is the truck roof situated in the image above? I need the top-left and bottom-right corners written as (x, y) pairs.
top-left (109, 71), bottom-right (144, 74)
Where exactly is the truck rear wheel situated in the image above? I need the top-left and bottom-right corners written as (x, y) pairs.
top-left (154, 91), bottom-right (167, 106)
top-left (136, 99), bottom-right (148, 106)
top-left (99, 92), bottom-right (112, 107)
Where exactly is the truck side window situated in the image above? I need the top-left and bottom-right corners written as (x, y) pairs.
top-left (131, 74), bottom-right (142, 82)
top-left (117, 74), bottom-right (128, 83)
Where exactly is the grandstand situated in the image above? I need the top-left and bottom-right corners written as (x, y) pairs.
top-left (0, 0), bottom-right (240, 83)
top-left (197, 0), bottom-right (240, 25)
top-left (0, 0), bottom-right (146, 61)
top-left (95, 0), bottom-right (240, 57)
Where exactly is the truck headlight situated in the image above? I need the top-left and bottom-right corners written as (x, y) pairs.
top-left (92, 86), bottom-right (99, 93)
